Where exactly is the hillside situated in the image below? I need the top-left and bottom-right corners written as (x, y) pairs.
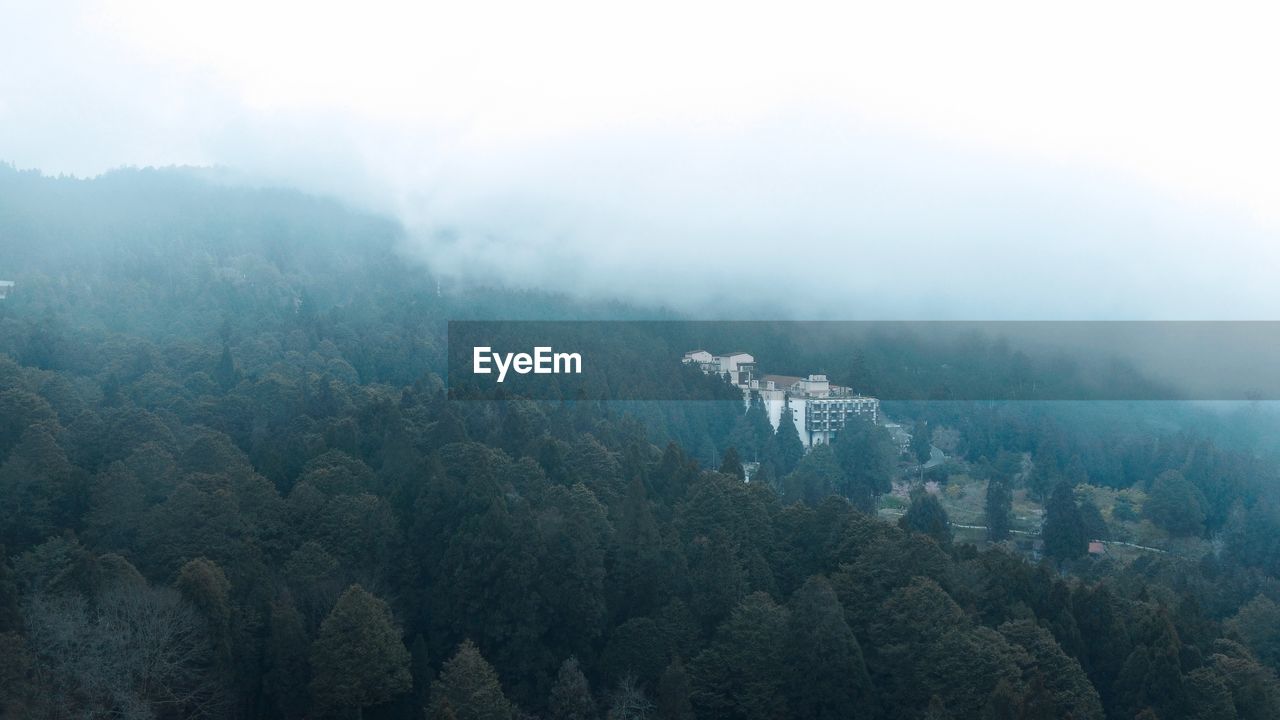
top-left (2, 168), bottom-right (1280, 720)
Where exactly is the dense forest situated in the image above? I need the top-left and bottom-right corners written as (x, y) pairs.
top-left (3, 165), bottom-right (1280, 720)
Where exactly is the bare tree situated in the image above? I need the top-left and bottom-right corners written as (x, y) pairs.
top-left (607, 675), bottom-right (653, 720)
top-left (23, 584), bottom-right (227, 719)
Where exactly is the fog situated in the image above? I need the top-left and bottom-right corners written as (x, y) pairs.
top-left (4, 0), bottom-right (1280, 319)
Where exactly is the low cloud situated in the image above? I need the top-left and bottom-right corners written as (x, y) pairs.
top-left (4, 1), bottom-right (1279, 320)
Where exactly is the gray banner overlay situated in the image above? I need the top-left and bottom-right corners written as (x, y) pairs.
top-left (447, 321), bottom-right (1280, 401)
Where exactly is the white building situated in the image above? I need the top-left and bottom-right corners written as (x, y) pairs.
top-left (0, 281), bottom-right (12, 300)
top-left (688, 350), bottom-right (880, 447)
top-left (682, 350), bottom-right (757, 386)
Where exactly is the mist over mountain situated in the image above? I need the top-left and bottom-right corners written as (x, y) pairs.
top-left (3, 161), bottom-right (1280, 720)
top-left (5, 5), bottom-right (1280, 719)
top-left (5, 2), bottom-right (1280, 320)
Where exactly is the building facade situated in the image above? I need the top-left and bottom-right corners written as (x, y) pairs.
top-left (685, 350), bottom-right (880, 447)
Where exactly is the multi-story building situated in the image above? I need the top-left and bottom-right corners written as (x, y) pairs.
top-left (686, 350), bottom-right (880, 447)
top-left (682, 349), bottom-right (757, 386)
top-left (0, 281), bottom-right (13, 300)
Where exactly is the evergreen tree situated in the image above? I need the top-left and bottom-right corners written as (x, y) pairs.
top-left (266, 593), bottom-right (311, 720)
top-left (1184, 667), bottom-right (1237, 720)
top-left (773, 397), bottom-right (805, 476)
top-left (409, 634), bottom-right (432, 710)
top-left (310, 585), bottom-right (411, 719)
top-left (214, 342), bottom-right (238, 391)
top-left (690, 592), bottom-right (789, 720)
top-left (1078, 495), bottom-right (1109, 542)
top-left (687, 532), bottom-right (746, 633)
top-left (982, 678), bottom-right (1018, 720)
top-left (911, 420), bottom-right (932, 464)
top-left (429, 640), bottom-right (515, 720)
top-left (1043, 482), bottom-right (1086, 561)
top-left (611, 472), bottom-right (663, 620)
top-left (656, 657), bottom-right (695, 720)
top-left (922, 694), bottom-right (952, 720)
top-left (831, 417), bottom-right (896, 511)
top-left (719, 447), bottom-right (744, 481)
top-left (985, 477), bottom-right (1013, 542)
top-left (1146, 469), bottom-right (1207, 537)
top-left (1114, 613), bottom-right (1186, 720)
top-left (781, 443), bottom-right (840, 507)
top-left (1227, 594), bottom-right (1280, 672)
top-left (549, 656), bottom-right (597, 720)
top-left (785, 576), bottom-right (875, 719)
top-left (998, 619), bottom-right (1104, 720)
top-left (1026, 454), bottom-right (1060, 503)
top-left (0, 548), bottom-right (18, 633)
top-left (900, 489), bottom-right (952, 545)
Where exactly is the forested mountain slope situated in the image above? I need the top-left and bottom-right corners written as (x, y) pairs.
top-left (2, 166), bottom-right (1280, 720)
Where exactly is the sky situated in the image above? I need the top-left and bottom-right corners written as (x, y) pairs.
top-left (3, 0), bottom-right (1280, 319)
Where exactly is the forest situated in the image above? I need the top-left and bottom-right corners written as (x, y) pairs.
top-left (3, 165), bottom-right (1280, 720)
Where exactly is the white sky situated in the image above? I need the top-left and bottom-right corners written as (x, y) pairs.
top-left (3, 0), bottom-right (1280, 318)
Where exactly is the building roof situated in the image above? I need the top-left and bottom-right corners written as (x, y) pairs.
top-left (763, 374), bottom-right (804, 387)
top-left (720, 351), bottom-right (753, 358)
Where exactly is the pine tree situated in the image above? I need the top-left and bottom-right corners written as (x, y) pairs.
top-left (911, 420), bottom-right (932, 464)
top-left (429, 640), bottom-right (515, 720)
top-left (922, 694), bottom-right (951, 719)
top-left (781, 443), bottom-right (840, 507)
top-left (831, 417), bottom-right (896, 511)
top-left (549, 656), bottom-right (597, 720)
top-left (785, 576), bottom-right (875, 719)
top-left (612, 472), bottom-right (663, 619)
top-left (266, 593), bottom-right (310, 720)
top-left (310, 585), bottom-right (411, 719)
top-left (214, 342), bottom-right (238, 391)
top-left (0, 548), bottom-right (18, 633)
top-left (409, 634), bottom-right (432, 710)
top-left (719, 447), bottom-right (744, 481)
top-left (985, 477), bottom-right (1013, 542)
top-left (656, 657), bottom-right (695, 720)
top-left (900, 489), bottom-right (953, 545)
top-left (773, 397), bottom-right (805, 476)
top-left (1042, 482), bottom-right (1086, 561)
top-left (1145, 469), bottom-right (1207, 537)
top-left (982, 678), bottom-right (1018, 720)
top-left (690, 592), bottom-right (790, 719)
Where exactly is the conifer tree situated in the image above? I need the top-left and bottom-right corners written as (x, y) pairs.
top-left (773, 397), bottom-right (805, 476)
top-left (266, 593), bottom-right (310, 720)
top-left (214, 342), bottom-right (238, 391)
top-left (656, 657), bottom-right (695, 720)
top-left (429, 640), bottom-right (515, 720)
top-left (900, 489), bottom-right (952, 545)
top-left (781, 443), bottom-right (840, 507)
top-left (1043, 482), bottom-right (1086, 561)
top-left (831, 417), bottom-right (896, 511)
top-left (310, 585), bottom-right (411, 719)
top-left (785, 576), bottom-right (875, 719)
top-left (690, 592), bottom-right (790, 719)
top-left (985, 477), bottom-right (1013, 542)
top-left (911, 420), bottom-right (932, 465)
top-left (719, 447), bottom-right (744, 481)
top-left (549, 656), bottom-right (597, 720)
